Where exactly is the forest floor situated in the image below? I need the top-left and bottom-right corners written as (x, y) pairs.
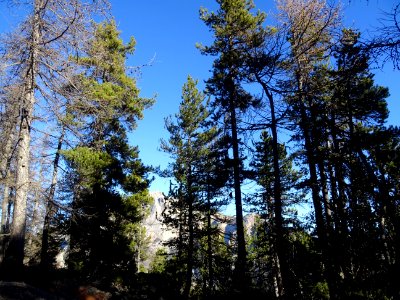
top-left (0, 281), bottom-right (112, 300)
top-left (0, 267), bottom-right (175, 300)
top-left (0, 282), bottom-right (61, 300)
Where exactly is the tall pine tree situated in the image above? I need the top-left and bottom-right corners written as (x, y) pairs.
top-left (199, 0), bottom-right (265, 291)
top-left (63, 21), bottom-right (153, 288)
top-left (161, 76), bottom-right (225, 299)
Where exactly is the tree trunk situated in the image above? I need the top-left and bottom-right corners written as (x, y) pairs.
top-left (257, 74), bottom-right (289, 299)
top-left (206, 191), bottom-right (214, 296)
top-left (0, 108), bottom-right (17, 263)
top-left (1, 182), bottom-right (12, 235)
top-left (329, 113), bottom-right (349, 239)
top-left (136, 226), bottom-right (142, 272)
top-left (183, 195), bottom-right (194, 299)
top-left (1, 130), bottom-right (15, 230)
top-left (0, 152), bottom-right (13, 264)
top-left (4, 0), bottom-right (40, 272)
top-left (183, 166), bottom-right (194, 299)
top-left (25, 183), bottom-right (42, 263)
top-left (228, 90), bottom-right (247, 291)
top-left (317, 161), bottom-right (333, 228)
top-left (0, 185), bottom-right (12, 265)
top-left (297, 95), bottom-right (342, 299)
top-left (272, 250), bottom-right (284, 299)
top-left (41, 129), bottom-right (64, 269)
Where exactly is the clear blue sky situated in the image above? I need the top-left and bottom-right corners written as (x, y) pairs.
top-left (109, 0), bottom-right (400, 194)
top-left (111, 0), bottom-right (220, 194)
top-left (0, 0), bottom-right (399, 196)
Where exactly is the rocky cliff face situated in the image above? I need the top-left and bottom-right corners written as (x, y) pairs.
top-left (143, 192), bottom-right (257, 265)
top-left (144, 192), bottom-right (177, 256)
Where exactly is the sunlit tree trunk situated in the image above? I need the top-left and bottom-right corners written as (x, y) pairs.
top-left (41, 129), bottom-right (64, 269)
top-left (5, 0), bottom-right (41, 270)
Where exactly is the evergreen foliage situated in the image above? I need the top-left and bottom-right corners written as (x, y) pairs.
top-left (62, 21), bottom-right (153, 288)
top-left (0, 1), bottom-right (399, 299)
top-left (160, 76), bottom-right (229, 298)
top-left (199, 1), bottom-right (267, 292)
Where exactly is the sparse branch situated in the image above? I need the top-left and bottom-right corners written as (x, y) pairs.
top-left (366, 3), bottom-right (400, 69)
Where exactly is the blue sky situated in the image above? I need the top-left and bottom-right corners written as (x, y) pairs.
top-left (0, 0), bottom-right (398, 197)
top-left (109, 0), bottom-right (400, 194)
top-left (111, 1), bottom-right (219, 194)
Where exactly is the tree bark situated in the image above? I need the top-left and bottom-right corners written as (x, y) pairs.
top-left (5, 0), bottom-right (41, 271)
top-left (228, 89), bottom-right (247, 292)
top-left (297, 91), bottom-right (341, 299)
top-left (41, 129), bottom-right (64, 269)
top-left (256, 74), bottom-right (290, 299)
top-left (206, 189), bottom-right (214, 296)
top-left (0, 135), bottom-right (14, 263)
top-left (183, 193), bottom-right (194, 299)
top-left (0, 103), bottom-right (18, 264)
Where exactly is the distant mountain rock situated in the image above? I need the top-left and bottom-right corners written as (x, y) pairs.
top-left (144, 192), bottom-right (177, 255)
top-left (143, 192), bottom-right (257, 267)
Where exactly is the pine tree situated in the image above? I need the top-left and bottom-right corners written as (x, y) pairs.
top-left (241, 16), bottom-right (296, 298)
top-left (63, 21), bottom-right (153, 287)
top-left (277, 0), bottom-right (342, 297)
top-left (199, 1), bottom-right (266, 291)
top-left (160, 76), bottom-right (224, 299)
top-left (248, 131), bottom-right (303, 297)
top-left (327, 29), bottom-right (394, 297)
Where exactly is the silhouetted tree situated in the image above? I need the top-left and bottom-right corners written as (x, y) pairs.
top-left (63, 21), bottom-right (153, 288)
top-left (199, 0), bottom-right (266, 291)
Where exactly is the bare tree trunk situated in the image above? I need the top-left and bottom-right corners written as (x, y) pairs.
top-left (6, 95), bottom-right (34, 269)
top-left (1, 136), bottom-right (14, 241)
top-left (1, 178), bottom-right (12, 235)
top-left (5, 0), bottom-right (41, 271)
top-left (0, 185), bottom-right (12, 264)
top-left (41, 129), bottom-right (64, 269)
top-left (1, 104), bottom-right (18, 234)
top-left (183, 164), bottom-right (194, 299)
top-left (272, 250), bottom-right (284, 299)
top-left (1, 185), bottom-right (11, 233)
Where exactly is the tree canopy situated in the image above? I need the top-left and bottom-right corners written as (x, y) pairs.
top-left (0, 1), bottom-right (399, 299)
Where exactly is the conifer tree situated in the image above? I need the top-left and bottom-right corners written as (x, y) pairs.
top-left (240, 12), bottom-right (296, 299)
top-left (160, 76), bottom-right (224, 299)
top-left (248, 131), bottom-right (303, 298)
top-left (327, 28), bottom-right (394, 297)
top-left (199, 0), bottom-right (266, 290)
top-left (63, 21), bottom-right (153, 287)
top-left (276, 0), bottom-right (342, 297)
